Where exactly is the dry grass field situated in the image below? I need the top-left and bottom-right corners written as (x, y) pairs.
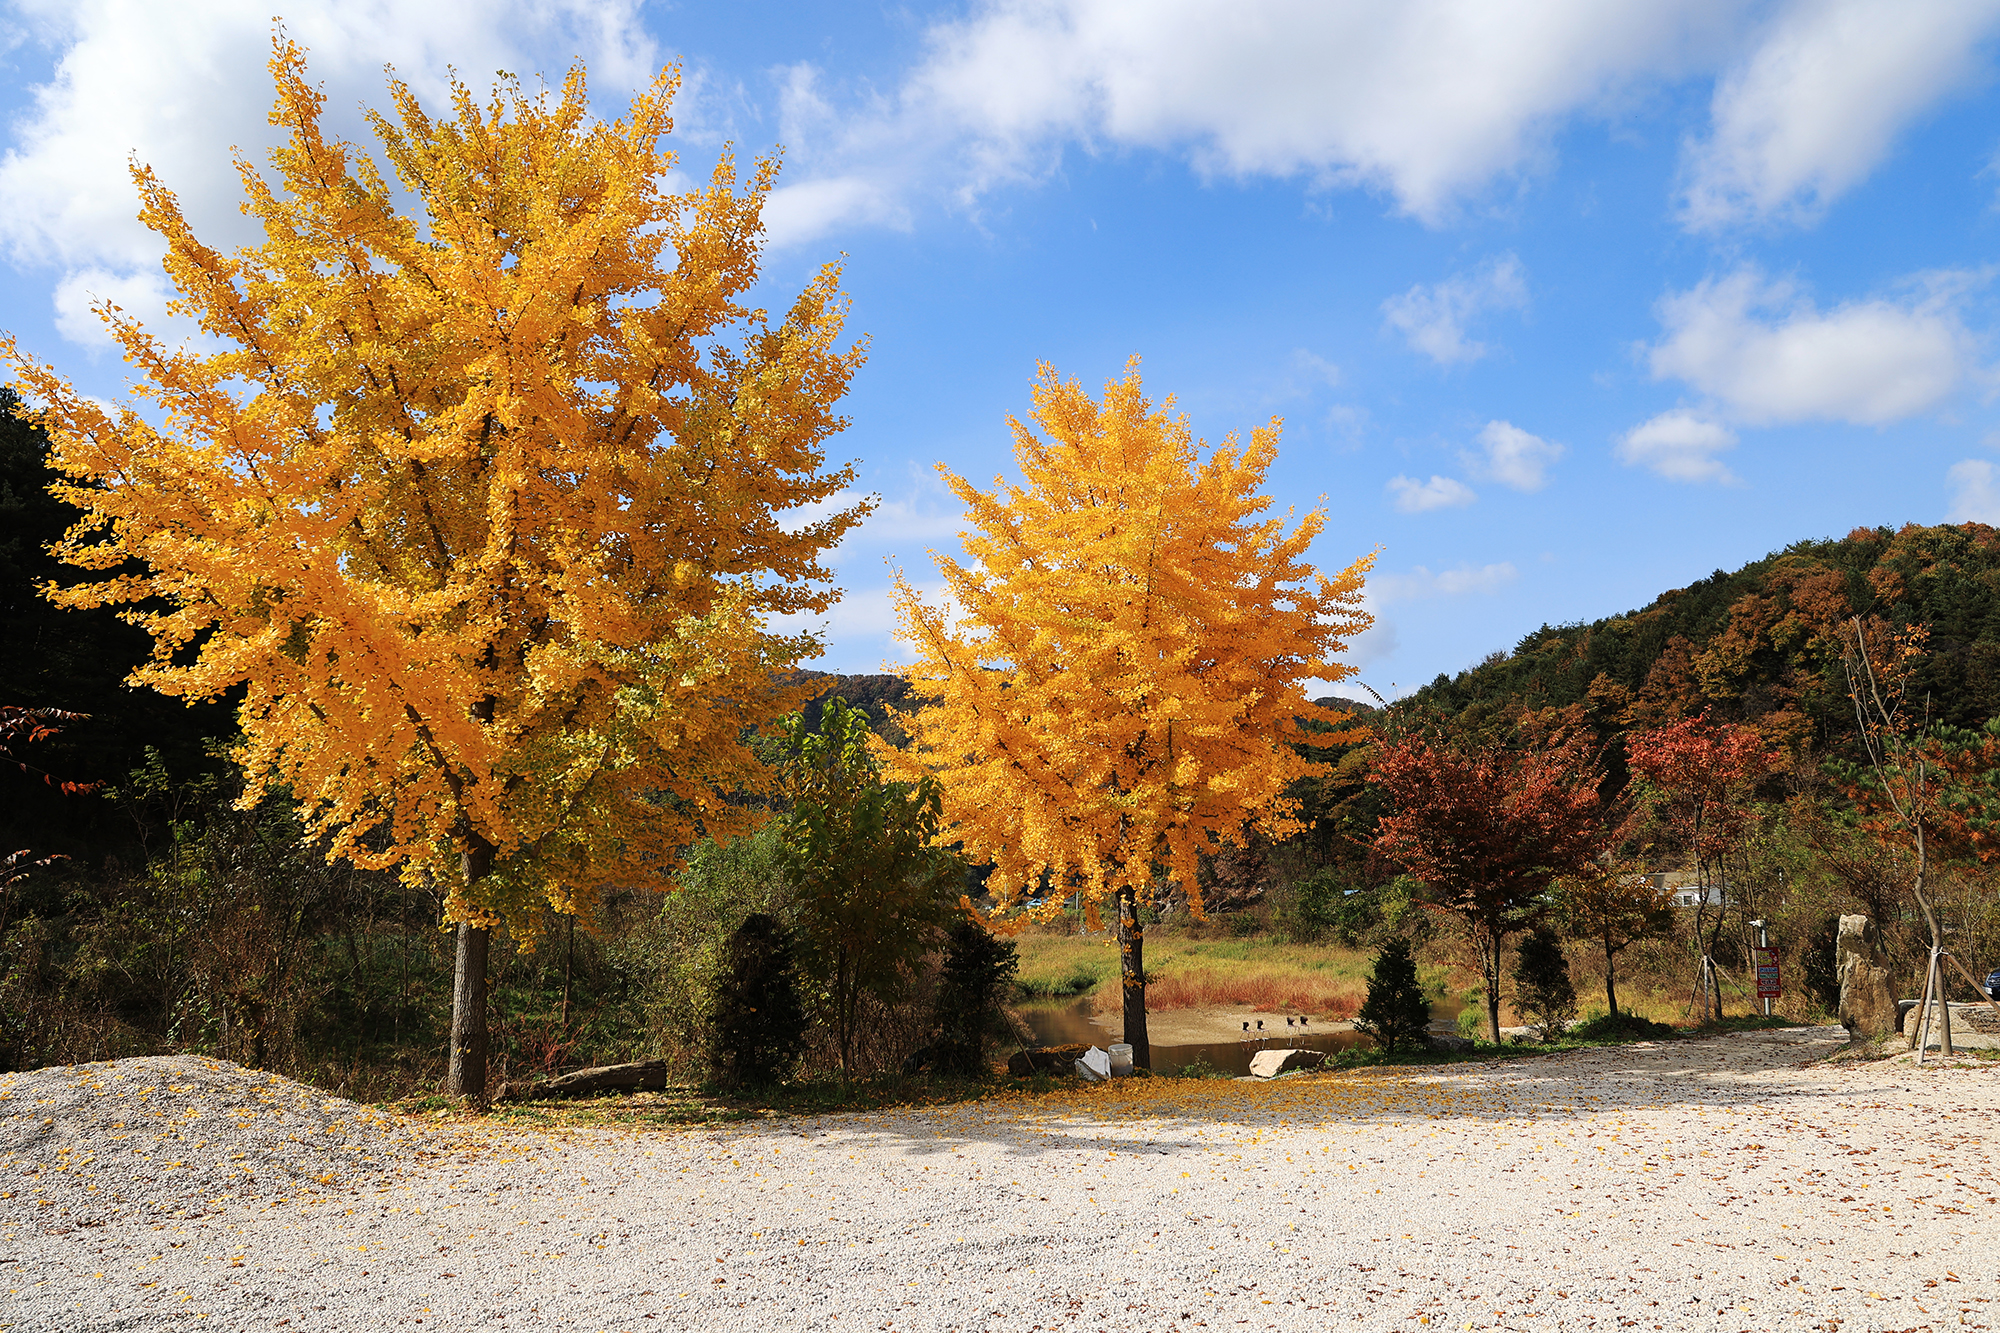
top-left (1011, 926), bottom-right (1836, 1031)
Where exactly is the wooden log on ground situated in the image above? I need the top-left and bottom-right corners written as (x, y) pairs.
top-left (1006, 1044), bottom-right (1090, 1078)
top-left (494, 1058), bottom-right (678, 1101)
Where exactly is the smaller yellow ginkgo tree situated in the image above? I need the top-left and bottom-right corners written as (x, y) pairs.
top-left (886, 360), bottom-right (1373, 1068)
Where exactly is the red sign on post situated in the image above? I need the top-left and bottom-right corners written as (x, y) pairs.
top-left (1755, 947), bottom-right (1782, 999)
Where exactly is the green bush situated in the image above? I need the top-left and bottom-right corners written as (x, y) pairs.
top-left (1286, 871), bottom-right (1428, 948)
top-left (634, 824), bottom-right (793, 1071)
top-left (1287, 868), bottom-right (1350, 944)
top-left (775, 697), bottom-right (962, 1076)
top-left (1354, 937), bottom-right (1431, 1054)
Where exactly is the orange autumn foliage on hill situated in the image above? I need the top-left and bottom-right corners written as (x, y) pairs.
top-left (1416, 522), bottom-right (2000, 759)
top-left (1, 43), bottom-right (868, 940)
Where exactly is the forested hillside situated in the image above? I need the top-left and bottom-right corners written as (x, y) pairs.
top-left (1408, 523), bottom-right (2000, 751)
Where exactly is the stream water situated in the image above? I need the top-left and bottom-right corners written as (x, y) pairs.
top-left (1014, 996), bottom-right (1464, 1077)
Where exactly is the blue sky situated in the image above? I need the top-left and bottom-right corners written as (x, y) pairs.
top-left (4, 1), bottom-right (2000, 697)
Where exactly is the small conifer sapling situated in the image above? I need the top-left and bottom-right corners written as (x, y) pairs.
top-left (1354, 936), bottom-right (1431, 1055)
top-left (932, 918), bottom-right (1021, 1076)
top-left (1512, 926), bottom-right (1577, 1042)
top-left (709, 913), bottom-right (809, 1089)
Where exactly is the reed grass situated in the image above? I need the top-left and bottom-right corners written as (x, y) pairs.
top-left (1014, 931), bottom-right (1383, 1016)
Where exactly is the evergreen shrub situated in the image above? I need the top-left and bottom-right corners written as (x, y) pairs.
top-left (931, 918), bottom-right (1019, 1076)
top-left (708, 913), bottom-right (808, 1089)
top-left (1512, 927), bottom-right (1578, 1041)
top-left (1354, 936), bottom-right (1431, 1054)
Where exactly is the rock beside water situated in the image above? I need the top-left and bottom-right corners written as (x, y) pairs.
top-left (1247, 1048), bottom-right (1328, 1079)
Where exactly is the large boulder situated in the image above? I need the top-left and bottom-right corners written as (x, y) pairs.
top-left (1835, 915), bottom-right (1898, 1044)
top-left (1007, 1044), bottom-right (1089, 1078)
top-left (1426, 1033), bottom-right (1474, 1053)
top-left (1248, 1048), bottom-right (1328, 1079)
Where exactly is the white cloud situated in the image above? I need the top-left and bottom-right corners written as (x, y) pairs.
top-left (1330, 561), bottom-right (1516, 696)
top-left (1381, 254), bottom-right (1528, 365)
top-left (51, 266), bottom-right (174, 349)
top-left (1385, 474), bottom-right (1476, 513)
top-left (768, 572), bottom-right (961, 672)
top-left (1369, 562), bottom-right (1519, 605)
top-left (744, 0), bottom-right (1749, 246)
top-left (1285, 348), bottom-right (1342, 391)
top-left (1947, 459), bottom-right (2000, 523)
top-left (1, 0), bottom-right (660, 342)
top-left (1326, 612), bottom-right (1399, 681)
top-left (1615, 409), bottom-right (1739, 483)
top-left (1647, 268), bottom-right (1976, 425)
top-left (830, 467), bottom-right (972, 548)
top-left (748, 2), bottom-right (2000, 249)
top-left (847, 496), bottom-right (969, 549)
top-left (1681, 0), bottom-right (2000, 230)
top-left (1468, 419), bottom-right (1563, 491)
top-left (1322, 403), bottom-right (1369, 449)
top-left (764, 177), bottom-right (910, 249)
top-left (917, 3), bottom-right (1741, 223)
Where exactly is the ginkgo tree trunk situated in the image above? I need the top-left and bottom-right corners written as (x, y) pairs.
top-left (886, 361), bottom-right (1372, 1070)
top-left (2, 39), bottom-right (869, 1101)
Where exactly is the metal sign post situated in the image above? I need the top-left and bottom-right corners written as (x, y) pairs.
top-left (1750, 918), bottom-right (1779, 1017)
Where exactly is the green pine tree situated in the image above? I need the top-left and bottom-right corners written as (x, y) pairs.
top-left (1512, 926), bottom-right (1578, 1042)
top-left (931, 918), bottom-right (1020, 1076)
top-left (708, 913), bottom-right (809, 1089)
top-left (1354, 936), bottom-right (1431, 1055)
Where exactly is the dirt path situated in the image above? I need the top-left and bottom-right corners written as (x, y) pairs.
top-left (5, 1027), bottom-right (1998, 1331)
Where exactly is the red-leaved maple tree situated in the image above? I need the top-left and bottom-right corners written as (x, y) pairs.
top-left (1372, 727), bottom-right (1603, 1044)
top-left (1624, 712), bottom-right (1776, 1022)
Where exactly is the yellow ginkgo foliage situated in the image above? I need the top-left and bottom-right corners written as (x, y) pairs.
top-left (1, 40), bottom-right (869, 1097)
top-left (886, 360), bottom-right (1372, 1068)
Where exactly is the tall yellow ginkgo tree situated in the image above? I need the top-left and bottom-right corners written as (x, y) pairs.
top-left (1, 40), bottom-right (870, 1100)
top-left (887, 361), bottom-right (1372, 1068)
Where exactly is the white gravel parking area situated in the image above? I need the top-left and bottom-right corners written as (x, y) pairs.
top-left (4, 1028), bottom-right (1997, 1332)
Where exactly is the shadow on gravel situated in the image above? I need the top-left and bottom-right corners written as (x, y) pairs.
top-left (676, 1025), bottom-right (1861, 1167)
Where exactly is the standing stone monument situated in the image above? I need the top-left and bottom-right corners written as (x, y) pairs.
top-left (1835, 914), bottom-right (1898, 1044)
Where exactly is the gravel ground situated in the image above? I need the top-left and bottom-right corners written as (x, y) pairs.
top-left (4, 1028), bottom-right (1997, 1332)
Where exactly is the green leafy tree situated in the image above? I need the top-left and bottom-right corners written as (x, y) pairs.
top-left (1353, 936), bottom-right (1431, 1054)
top-left (1286, 867), bottom-right (1349, 945)
top-left (641, 825), bottom-right (792, 1070)
top-left (1512, 926), bottom-right (1578, 1042)
top-left (777, 697), bottom-right (961, 1076)
top-left (708, 913), bottom-right (808, 1089)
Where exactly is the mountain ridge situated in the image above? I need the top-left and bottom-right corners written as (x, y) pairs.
top-left (1407, 522), bottom-right (2000, 748)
